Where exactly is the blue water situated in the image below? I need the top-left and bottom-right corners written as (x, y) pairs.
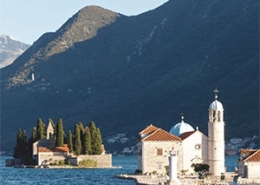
top-left (0, 156), bottom-right (137, 185)
top-left (0, 155), bottom-right (239, 185)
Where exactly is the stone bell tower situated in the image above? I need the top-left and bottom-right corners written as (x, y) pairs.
top-left (208, 89), bottom-right (225, 176)
top-left (46, 120), bottom-right (54, 141)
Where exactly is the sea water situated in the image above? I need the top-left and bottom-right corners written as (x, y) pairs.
top-left (0, 155), bottom-right (239, 185)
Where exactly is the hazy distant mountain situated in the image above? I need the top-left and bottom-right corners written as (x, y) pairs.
top-left (0, 35), bottom-right (30, 68)
top-left (0, 1), bottom-right (259, 151)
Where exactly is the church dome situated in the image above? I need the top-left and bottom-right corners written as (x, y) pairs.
top-left (209, 89), bottom-right (223, 110)
top-left (170, 116), bottom-right (194, 136)
top-left (209, 100), bottom-right (223, 110)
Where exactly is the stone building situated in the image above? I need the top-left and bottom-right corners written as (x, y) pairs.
top-left (179, 127), bottom-right (208, 174)
top-left (137, 125), bottom-right (182, 174)
top-left (137, 89), bottom-right (225, 177)
top-left (33, 120), bottom-right (112, 167)
top-left (238, 149), bottom-right (260, 178)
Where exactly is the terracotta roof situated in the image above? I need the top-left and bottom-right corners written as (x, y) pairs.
top-left (38, 144), bottom-right (69, 153)
top-left (179, 131), bottom-right (196, 140)
top-left (240, 149), bottom-right (257, 155)
top-left (38, 147), bottom-right (53, 152)
top-left (139, 124), bottom-right (158, 135)
top-left (243, 150), bottom-right (260, 162)
top-left (142, 128), bottom-right (181, 141)
top-left (54, 144), bottom-right (69, 153)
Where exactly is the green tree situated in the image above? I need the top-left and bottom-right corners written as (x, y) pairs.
top-left (89, 121), bottom-right (102, 155)
top-left (67, 130), bottom-right (73, 153)
top-left (55, 118), bottom-right (64, 147)
top-left (27, 127), bottom-right (37, 160)
top-left (73, 124), bottom-right (82, 155)
top-left (36, 118), bottom-right (45, 140)
top-left (13, 129), bottom-right (28, 159)
top-left (78, 122), bottom-right (85, 154)
top-left (83, 127), bottom-right (92, 154)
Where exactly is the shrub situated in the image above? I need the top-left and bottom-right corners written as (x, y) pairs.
top-left (58, 160), bottom-right (65, 165)
top-left (78, 159), bottom-right (97, 167)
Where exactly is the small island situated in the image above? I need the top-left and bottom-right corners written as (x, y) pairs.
top-left (6, 118), bottom-right (112, 168)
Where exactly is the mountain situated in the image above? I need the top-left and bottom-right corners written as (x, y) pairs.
top-left (0, 1), bottom-right (259, 151)
top-left (0, 35), bottom-right (30, 68)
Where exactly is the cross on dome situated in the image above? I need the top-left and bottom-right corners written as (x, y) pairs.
top-left (214, 88), bottom-right (219, 100)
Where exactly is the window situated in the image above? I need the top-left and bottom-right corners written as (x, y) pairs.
top-left (157, 148), bottom-right (163, 156)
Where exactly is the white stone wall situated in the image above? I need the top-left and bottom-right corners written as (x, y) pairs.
top-left (38, 152), bottom-right (67, 165)
top-left (240, 162), bottom-right (260, 179)
top-left (141, 141), bottom-right (182, 175)
top-left (182, 131), bottom-right (208, 174)
top-left (77, 154), bottom-right (112, 167)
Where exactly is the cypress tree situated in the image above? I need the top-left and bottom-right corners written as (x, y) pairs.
top-left (67, 130), bottom-right (73, 153)
top-left (13, 129), bottom-right (28, 159)
top-left (96, 128), bottom-right (103, 154)
top-left (78, 122), bottom-right (85, 154)
top-left (83, 127), bottom-right (92, 154)
top-left (31, 127), bottom-right (37, 143)
top-left (27, 127), bottom-right (37, 159)
top-left (36, 118), bottom-right (45, 140)
top-left (55, 118), bottom-right (64, 147)
top-left (89, 121), bottom-right (102, 155)
top-left (73, 124), bottom-right (82, 155)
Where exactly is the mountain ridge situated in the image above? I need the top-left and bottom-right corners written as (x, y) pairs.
top-left (0, 0), bottom-right (259, 151)
top-left (0, 35), bottom-right (30, 68)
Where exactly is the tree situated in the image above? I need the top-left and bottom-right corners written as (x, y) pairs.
top-left (55, 118), bottom-right (64, 147)
top-left (78, 122), bottom-right (85, 154)
top-left (191, 163), bottom-right (210, 179)
top-left (73, 124), bottom-right (82, 155)
top-left (89, 121), bottom-right (102, 155)
top-left (67, 130), bottom-right (73, 153)
top-left (36, 118), bottom-right (45, 140)
top-left (83, 127), bottom-right (91, 154)
top-left (27, 127), bottom-right (37, 159)
top-left (13, 129), bottom-right (28, 159)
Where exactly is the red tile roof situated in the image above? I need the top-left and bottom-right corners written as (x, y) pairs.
top-left (240, 149), bottom-right (257, 155)
top-left (139, 124), bottom-right (158, 135)
top-left (243, 150), bottom-right (260, 162)
top-left (142, 128), bottom-right (181, 141)
top-left (38, 147), bottom-right (53, 152)
top-left (38, 144), bottom-right (69, 153)
top-left (179, 131), bottom-right (196, 140)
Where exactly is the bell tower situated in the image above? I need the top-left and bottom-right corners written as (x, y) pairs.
top-left (47, 120), bottom-right (54, 141)
top-left (208, 89), bottom-right (225, 176)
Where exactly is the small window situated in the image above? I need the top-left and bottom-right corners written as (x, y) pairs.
top-left (157, 148), bottom-right (163, 156)
top-left (158, 164), bottom-right (162, 169)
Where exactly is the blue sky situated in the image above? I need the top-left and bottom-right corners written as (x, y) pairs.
top-left (0, 0), bottom-right (168, 44)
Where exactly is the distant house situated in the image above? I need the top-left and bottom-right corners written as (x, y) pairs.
top-left (238, 149), bottom-right (260, 178)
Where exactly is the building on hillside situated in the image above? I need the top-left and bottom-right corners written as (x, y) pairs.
top-left (137, 89), bottom-right (225, 177)
top-left (238, 149), bottom-right (260, 178)
top-left (137, 125), bottom-right (182, 175)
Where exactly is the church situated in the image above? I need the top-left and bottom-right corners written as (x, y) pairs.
top-left (137, 89), bottom-right (225, 177)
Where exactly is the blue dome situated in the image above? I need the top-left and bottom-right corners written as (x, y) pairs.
top-left (170, 116), bottom-right (194, 136)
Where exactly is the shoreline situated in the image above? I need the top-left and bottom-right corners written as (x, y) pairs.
top-left (115, 172), bottom-right (260, 185)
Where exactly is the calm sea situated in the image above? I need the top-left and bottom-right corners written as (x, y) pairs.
top-left (0, 155), bottom-right (239, 185)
